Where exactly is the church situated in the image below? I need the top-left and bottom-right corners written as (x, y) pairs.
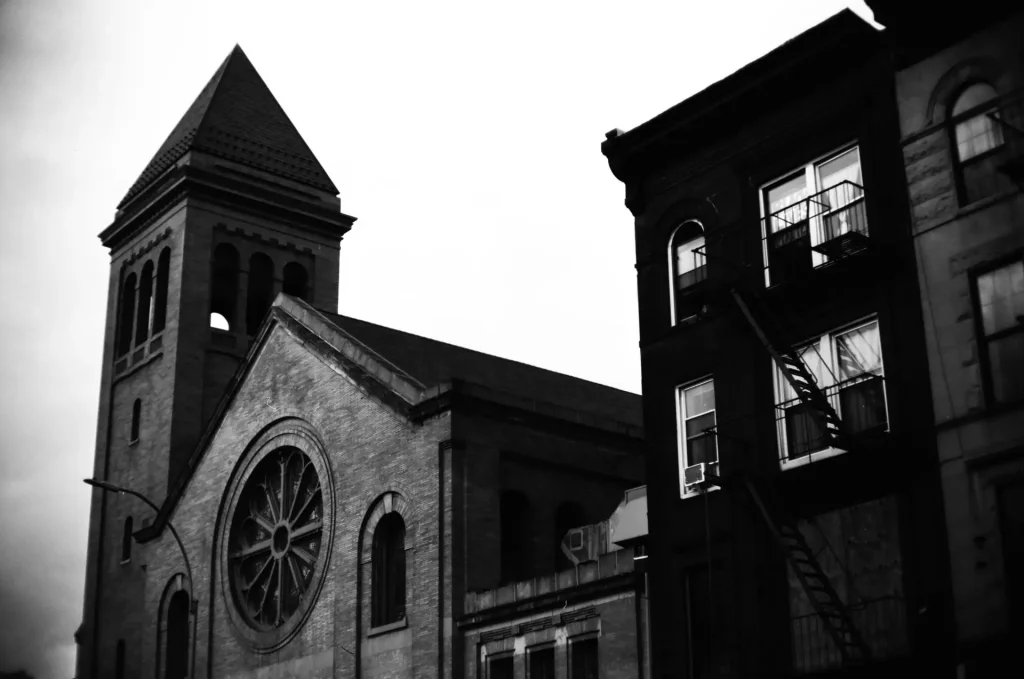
top-left (76, 47), bottom-right (649, 679)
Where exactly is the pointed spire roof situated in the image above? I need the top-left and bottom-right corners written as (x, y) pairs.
top-left (118, 45), bottom-right (338, 208)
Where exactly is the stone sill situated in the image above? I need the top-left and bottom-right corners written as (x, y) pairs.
top-left (367, 617), bottom-right (407, 638)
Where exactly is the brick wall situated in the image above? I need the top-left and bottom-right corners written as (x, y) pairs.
top-left (894, 9), bottom-right (1024, 650)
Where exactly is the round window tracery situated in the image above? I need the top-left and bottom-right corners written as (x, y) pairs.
top-left (228, 446), bottom-right (323, 631)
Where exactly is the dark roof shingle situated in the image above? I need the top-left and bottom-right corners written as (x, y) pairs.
top-left (118, 45), bottom-right (337, 208)
top-left (322, 311), bottom-right (642, 427)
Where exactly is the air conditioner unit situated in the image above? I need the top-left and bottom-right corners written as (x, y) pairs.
top-left (683, 462), bottom-right (707, 488)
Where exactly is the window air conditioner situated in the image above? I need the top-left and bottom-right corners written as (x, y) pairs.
top-left (683, 462), bottom-right (707, 488)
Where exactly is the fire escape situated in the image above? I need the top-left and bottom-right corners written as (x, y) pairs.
top-left (687, 179), bottom-right (880, 667)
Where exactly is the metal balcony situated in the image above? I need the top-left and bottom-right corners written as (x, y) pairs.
top-left (776, 373), bottom-right (887, 465)
top-left (762, 181), bottom-right (869, 288)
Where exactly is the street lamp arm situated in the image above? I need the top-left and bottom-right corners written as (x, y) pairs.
top-left (84, 478), bottom-right (197, 612)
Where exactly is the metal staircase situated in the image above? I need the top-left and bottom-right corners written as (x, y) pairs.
top-left (730, 287), bottom-right (847, 447)
top-left (743, 477), bottom-right (872, 665)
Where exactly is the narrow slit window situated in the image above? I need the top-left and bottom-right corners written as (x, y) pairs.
top-left (122, 516), bottom-right (133, 563)
top-left (130, 399), bottom-right (141, 442)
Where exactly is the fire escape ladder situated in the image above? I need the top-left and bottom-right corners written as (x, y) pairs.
top-left (730, 287), bottom-right (847, 446)
top-left (742, 478), bottom-right (872, 665)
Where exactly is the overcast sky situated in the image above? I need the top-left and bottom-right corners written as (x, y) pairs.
top-left (0, 1), bottom-right (874, 676)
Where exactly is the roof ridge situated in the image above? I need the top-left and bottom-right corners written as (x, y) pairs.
top-left (326, 311), bottom-right (640, 397)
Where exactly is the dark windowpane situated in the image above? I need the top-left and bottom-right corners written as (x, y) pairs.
top-left (165, 591), bottom-right (189, 679)
top-left (571, 637), bottom-right (598, 679)
top-left (210, 244), bottom-right (240, 331)
top-left (989, 332), bottom-right (1024, 403)
top-left (372, 512), bottom-right (406, 626)
top-left (283, 262), bottom-right (309, 301)
top-left (501, 491), bottom-right (531, 583)
top-left (491, 655), bottom-right (514, 679)
top-left (135, 261), bottom-right (154, 345)
top-left (530, 647), bottom-right (555, 679)
top-left (152, 248), bottom-right (170, 334)
top-left (839, 377), bottom-right (888, 433)
top-left (785, 404), bottom-right (828, 459)
top-left (246, 253), bottom-right (275, 336)
top-left (999, 482), bottom-right (1024, 633)
top-left (122, 516), bottom-right (133, 562)
top-left (116, 639), bottom-right (125, 679)
top-left (117, 274), bottom-right (137, 357)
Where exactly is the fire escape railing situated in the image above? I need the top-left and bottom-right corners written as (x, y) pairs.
top-left (762, 180), bottom-right (869, 287)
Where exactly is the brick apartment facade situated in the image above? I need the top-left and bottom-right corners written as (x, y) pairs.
top-left (867, 2), bottom-right (1024, 675)
top-left (76, 47), bottom-right (645, 679)
top-left (603, 10), bottom-right (956, 679)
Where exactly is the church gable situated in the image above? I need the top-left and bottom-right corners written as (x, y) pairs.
top-left (140, 312), bottom-right (449, 669)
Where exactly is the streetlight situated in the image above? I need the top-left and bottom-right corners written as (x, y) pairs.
top-left (83, 478), bottom-right (197, 614)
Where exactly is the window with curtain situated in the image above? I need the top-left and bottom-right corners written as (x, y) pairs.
top-left (762, 147), bottom-right (865, 286)
top-left (974, 259), bottom-right (1024, 405)
top-left (775, 319), bottom-right (887, 467)
top-left (952, 83), bottom-right (1009, 204)
top-left (371, 512), bottom-right (407, 626)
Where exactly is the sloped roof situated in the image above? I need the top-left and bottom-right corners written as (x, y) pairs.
top-left (322, 311), bottom-right (643, 427)
top-left (118, 45), bottom-right (337, 208)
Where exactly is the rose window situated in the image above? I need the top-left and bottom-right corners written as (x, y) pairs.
top-left (228, 447), bottom-right (323, 630)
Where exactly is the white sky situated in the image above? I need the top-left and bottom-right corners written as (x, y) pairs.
top-left (0, 1), bottom-right (873, 676)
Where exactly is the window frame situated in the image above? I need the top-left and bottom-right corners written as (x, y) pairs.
top-left (527, 642), bottom-right (556, 679)
top-left (370, 511), bottom-right (407, 628)
top-left (668, 219), bottom-right (708, 326)
top-left (487, 651), bottom-right (515, 679)
top-left (772, 316), bottom-right (889, 470)
top-left (948, 82), bottom-right (1008, 206)
top-left (970, 253), bottom-right (1024, 407)
top-left (676, 376), bottom-right (719, 499)
top-left (568, 633), bottom-right (599, 679)
top-left (758, 143), bottom-right (864, 287)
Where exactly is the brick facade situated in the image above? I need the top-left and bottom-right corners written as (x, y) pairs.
top-left (77, 46), bottom-right (644, 679)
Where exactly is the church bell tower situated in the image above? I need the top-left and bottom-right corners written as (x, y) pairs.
top-left (78, 45), bottom-right (355, 678)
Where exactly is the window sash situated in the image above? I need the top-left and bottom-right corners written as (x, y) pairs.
top-left (775, 320), bottom-right (886, 462)
top-left (761, 146), bottom-right (863, 282)
top-left (975, 259), bottom-right (1024, 405)
top-left (681, 380), bottom-right (718, 472)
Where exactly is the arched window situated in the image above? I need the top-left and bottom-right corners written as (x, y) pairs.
top-left (117, 273), bottom-right (137, 357)
top-left (953, 83), bottom-right (1003, 161)
top-left (115, 639), bottom-right (125, 679)
top-left (500, 490), bottom-right (531, 584)
top-left (554, 502), bottom-right (587, 571)
top-left (210, 243), bottom-right (239, 331)
top-left (669, 220), bottom-right (707, 323)
top-left (283, 262), bottom-right (309, 301)
top-left (951, 82), bottom-right (1007, 204)
top-left (152, 247), bottom-right (170, 335)
top-left (246, 253), bottom-right (275, 336)
top-left (371, 512), bottom-right (407, 626)
top-left (135, 260), bottom-right (154, 345)
top-left (122, 516), bottom-right (133, 562)
top-left (130, 398), bottom-right (141, 442)
top-left (165, 590), bottom-right (189, 679)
